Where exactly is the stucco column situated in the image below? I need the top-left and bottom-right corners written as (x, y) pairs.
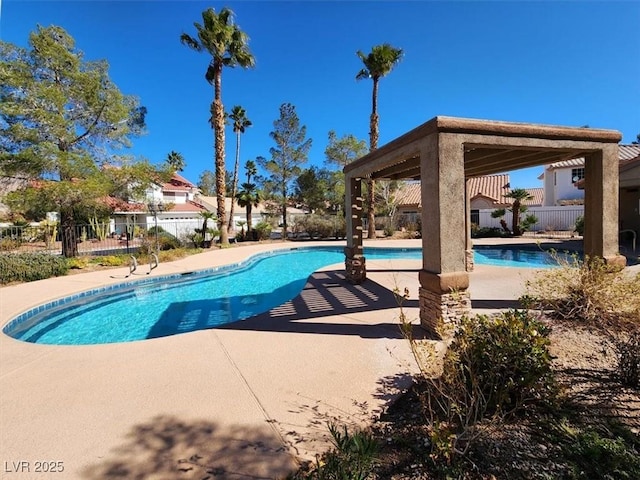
top-left (584, 145), bottom-right (626, 266)
top-left (344, 175), bottom-right (366, 283)
top-left (418, 133), bottom-right (471, 335)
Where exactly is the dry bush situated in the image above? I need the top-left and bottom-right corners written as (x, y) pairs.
top-left (524, 253), bottom-right (640, 327)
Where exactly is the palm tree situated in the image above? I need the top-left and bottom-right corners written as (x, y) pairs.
top-left (505, 188), bottom-right (534, 236)
top-left (181, 7), bottom-right (255, 245)
top-left (236, 182), bottom-right (260, 238)
top-left (244, 159), bottom-right (257, 184)
top-left (165, 151), bottom-right (185, 172)
top-left (356, 43), bottom-right (403, 238)
top-left (236, 160), bottom-right (259, 237)
top-left (227, 105), bottom-right (252, 232)
top-left (198, 210), bottom-right (217, 247)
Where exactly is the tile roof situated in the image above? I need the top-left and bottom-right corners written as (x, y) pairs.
top-left (620, 144), bottom-right (640, 162)
top-left (523, 188), bottom-right (544, 206)
top-left (395, 182), bottom-right (421, 206)
top-left (468, 174), bottom-right (511, 204)
top-left (162, 172), bottom-right (198, 192)
top-left (396, 174), bottom-right (534, 209)
top-left (546, 144), bottom-right (640, 170)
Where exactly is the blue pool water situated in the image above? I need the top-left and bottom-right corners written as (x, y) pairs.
top-left (3, 246), bottom-right (566, 345)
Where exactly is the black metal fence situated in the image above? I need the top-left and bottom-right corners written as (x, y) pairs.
top-left (0, 222), bottom-right (190, 256)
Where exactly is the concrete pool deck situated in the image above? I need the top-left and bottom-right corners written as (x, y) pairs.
top-left (0, 237), bottom-right (619, 479)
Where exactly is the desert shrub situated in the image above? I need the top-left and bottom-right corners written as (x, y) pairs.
top-left (296, 215), bottom-right (344, 239)
top-left (383, 224), bottom-right (394, 237)
top-left (613, 334), bottom-right (640, 388)
top-left (253, 221), bottom-right (272, 241)
top-left (0, 253), bottom-right (69, 284)
top-left (139, 230), bottom-right (182, 253)
top-left (289, 423), bottom-right (379, 480)
top-left (574, 215), bottom-right (585, 235)
top-left (525, 254), bottom-right (640, 325)
top-left (435, 311), bottom-right (554, 417)
top-left (0, 238), bottom-right (20, 251)
top-left (398, 300), bottom-right (556, 464)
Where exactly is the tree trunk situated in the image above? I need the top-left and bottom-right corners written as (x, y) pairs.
top-left (512, 201), bottom-right (521, 236)
top-left (60, 207), bottom-right (78, 258)
top-left (228, 130), bottom-right (240, 233)
top-left (367, 78), bottom-right (380, 239)
top-left (213, 65), bottom-right (228, 245)
top-left (246, 205), bottom-right (252, 235)
top-left (282, 202), bottom-right (288, 240)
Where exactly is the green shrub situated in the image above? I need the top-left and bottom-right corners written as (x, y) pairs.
top-left (96, 255), bottom-right (127, 267)
top-left (254, 221), bottom-right (272, 241)
top-left (565, 429), bottom-right (640, 479)
top-left (471, 226), bottom-right (508, 238)
top-left (67, 257), bottom-right (90, 269)
top-left (0, 253), bottom-right (69, 284)
top-left (401, 309), bottom-right (556, 464)
top-left (438, 310), bottom-right (555, 418)
top-left (574, 215), bottom-right (584, 235)
top-left (289, 423), bottom-right (379, 480)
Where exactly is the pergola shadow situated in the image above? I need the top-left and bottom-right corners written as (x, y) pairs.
top-left (217, 270), bottom-right (425, 340)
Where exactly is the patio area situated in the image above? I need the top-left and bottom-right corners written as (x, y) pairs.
top-left (0, 239), bottom-right (587, 479)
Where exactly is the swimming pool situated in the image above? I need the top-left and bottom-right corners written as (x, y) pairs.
top-left (3, 246), bottom-right (565, 345)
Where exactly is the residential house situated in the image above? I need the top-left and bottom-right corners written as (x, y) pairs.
top-left (395, 175), bottom-right (542, 228)
top-left (541, 145), bottom-right (640, 207)
top-left (110, 172), bottom-right (207, 240)
top-left (541, 144), bottom-right (640, 246)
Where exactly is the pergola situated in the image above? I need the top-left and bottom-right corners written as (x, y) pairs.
top-left (343, 116), bottom-right (624, 332)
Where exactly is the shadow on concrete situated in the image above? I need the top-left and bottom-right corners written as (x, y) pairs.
top-left (80, 415), bottom-right (297, 480)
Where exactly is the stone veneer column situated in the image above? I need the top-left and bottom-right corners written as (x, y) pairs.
top-left (584, 145), bottom-right (626, 267)
top-left (418, 133), bottom-right (471, 335)
top-left (344, 175), bottom-right (366, 283)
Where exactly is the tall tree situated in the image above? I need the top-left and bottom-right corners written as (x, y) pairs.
top-left (165, 150), bottom-right (186, 172)
top-left (0, 25), bottom-right (150, 257)
top-left (227, 105), bottom-right (252, 231)
top-left (198, 170), bottom-right (216, 195)
top-left (181, 7), bottom-right (255, 245)
top-left (258, 103), bottom-right (312, 236)
top-left (324, 130), bottom-right (368, 170)
top-left (294, 166), bottom-right (332, 213)
top-left (324, 130), bottom-right (368, 216)
top-left (356, 43), bottom-right (403, 238)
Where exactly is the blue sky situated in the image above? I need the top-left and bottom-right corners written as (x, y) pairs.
top-left (1, 1), bottom-right (639, 190)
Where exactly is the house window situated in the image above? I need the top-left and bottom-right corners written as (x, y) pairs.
top-left (571, 168), bottom-right (585, 184)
